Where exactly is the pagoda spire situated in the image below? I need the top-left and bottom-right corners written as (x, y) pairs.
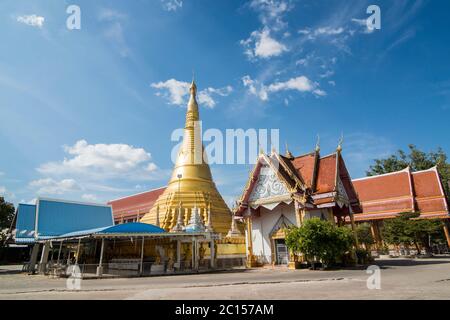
top-left (141, 77), bottom-right (235, 235)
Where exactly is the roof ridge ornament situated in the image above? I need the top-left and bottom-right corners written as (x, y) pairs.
top-left (315, 134), bottom-right (321, 153)
top-left (337, 133), bottom-right (344, 153)
top-left (285, 141), bottom-right (294, 159)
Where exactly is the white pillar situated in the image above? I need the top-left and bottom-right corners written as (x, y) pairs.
top-left (38, 242), bottom-right (50, 273)
top-left (96, 238), bottom-right (105, 277)
top-left (29, 243), bottom-right (40, 274)
top-left (139, 237), bottom-right (145, 276)
top-left (56, 241), bottom-right (63, 265)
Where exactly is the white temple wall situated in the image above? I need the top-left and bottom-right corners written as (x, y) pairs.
top-left (251, 203), bottom-right (296, 264)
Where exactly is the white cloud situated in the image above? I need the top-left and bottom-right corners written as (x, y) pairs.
top-left (351, 18), bottom-right (375, 34)
top-left (151, 79), bottom-right (232, 108)
top-left (299, 26), bottom-right (345, 40)
top-left (242, 75), bottom-right (325, 101)
top-left (161, 0), bottom-right (183, 11)
top-left (82, 194), bottom-right (98, 202)
top-left (17, 14), bottom-right (45, 28)
top-left (151, 79), bottom-right (190, 105)
top-left (241, 28), bottom-right (288, 60)
top-left (268, 76), bottom-right (315, 93)
top-left (37, 140), bottom-right (159, 181)
top-left (98, 9), bottom-right (130, 57)
top-left (29, 178), bottom-right (80, 195)
top-left (242, 75), bottom-right (269, 101)
top-left (249, 0), bottom-right (292, 31)
top-left (0, 186), bottom-right (6, 194)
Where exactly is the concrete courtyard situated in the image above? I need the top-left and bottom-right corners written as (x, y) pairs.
top-left (1, 257), bottom-right (450, 300)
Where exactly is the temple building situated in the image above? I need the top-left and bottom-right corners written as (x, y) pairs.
top-left (234, 142), bottom-right (361, 267)
top-left (352, 166), bottom-right (450, 249)
top-left (234, 142), bottom-right (450, 266)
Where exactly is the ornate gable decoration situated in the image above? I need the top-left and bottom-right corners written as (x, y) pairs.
top-left (335, 177), bottom-right (350, 208)
top-left (269, 215), bottom-right (295, 239)
top-left (249, 165), bottom-right (290, 204)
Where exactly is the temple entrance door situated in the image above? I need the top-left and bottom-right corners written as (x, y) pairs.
top-left (275, 239), bottom-right (288, 265)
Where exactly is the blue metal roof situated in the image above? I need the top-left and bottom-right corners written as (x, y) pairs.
top-left (15, 204), bottom-right (36, 241)
top-left (98, 222), bottom-right (165, 234)
top-left (36, 199), bottom-right (113, 238)
top-left (55, 222), bottom-right (165, 239)
top-left (13, 198), bottom-right (114, 243)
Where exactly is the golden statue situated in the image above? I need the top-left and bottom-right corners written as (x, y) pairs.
top-left (141, 79), bottom-right (232, 235)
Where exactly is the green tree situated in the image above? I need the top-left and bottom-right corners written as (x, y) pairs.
top-left (0, 197), bottom-right (15, 230)
top-left (382, 212), bottom-right (444, 254)
top-left (286, 218), bottom-right (354, 268)
top-left (367, 144), bottom-right (450, 201)
top-left (355, 223), bottom-right (375, 249)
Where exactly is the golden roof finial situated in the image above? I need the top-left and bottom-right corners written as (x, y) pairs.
top-left (190, 76), bottom-right (197, 96)
top-left (285, 141), bottom-right (294, 159)
top-left (315, 134), bottom-right (320, 153)
top-left (337, 132), bottom-right (344, 153)
top-left (259, 143), bottom-right (265, 155)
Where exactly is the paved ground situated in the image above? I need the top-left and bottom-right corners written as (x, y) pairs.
top-left (1, 257), bottom-right (450, 299)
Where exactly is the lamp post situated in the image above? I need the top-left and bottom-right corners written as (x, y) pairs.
top-left (172, 173), bottom-right (184, 232)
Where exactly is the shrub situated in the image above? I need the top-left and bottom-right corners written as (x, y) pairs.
top-left (286, 218), bottom-right (355, 268)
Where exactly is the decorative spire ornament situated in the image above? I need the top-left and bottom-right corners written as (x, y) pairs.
top-left (315, 134), bottom-right (321, 153)
top-left (337, 133), bottom-right (344, 153)
top-left (226, 212), bottom-right (242, 238)
top-left (285, 141), bottom-right (294, 159)
top-left (185, 206), bottom-right (206, 233)
top-left (171, 206), bottom-right (185, 232)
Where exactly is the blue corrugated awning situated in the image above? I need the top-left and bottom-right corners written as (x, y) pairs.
top-left (98, 222), bottom-right (165, 234)
top-left (52, 222), bottom-right (166, 240)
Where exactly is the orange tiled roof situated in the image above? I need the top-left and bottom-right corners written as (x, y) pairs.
top-left (353, 167), bottom-right (449, 221)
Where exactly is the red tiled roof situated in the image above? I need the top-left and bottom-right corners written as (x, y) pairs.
top-left (315, 154), bottom-right (337, 194)
top-left (412, 169), bottom-right (449, 216)
top-left (290, 152), bottom-right (316, 188)
top-left (108, 187), bottom-right (166, 221)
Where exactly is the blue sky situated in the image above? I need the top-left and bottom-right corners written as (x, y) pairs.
top-left (0, 0), bottom-right (449, 207)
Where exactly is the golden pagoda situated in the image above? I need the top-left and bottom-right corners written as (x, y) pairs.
top-left (140, 79), bottom-right (233, 235)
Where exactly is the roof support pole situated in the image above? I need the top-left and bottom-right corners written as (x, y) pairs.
top-left (75, 238), bottom-right (81, 265)
top-left (194, 238), bottom-right (199, 271)
top-left (56, 241), bottom-right (63, 265)
top-left (191, 239), bottom-right (195, 271)
top-left (38, 241), bottom-right (50, 274)
top-left (96, 238), bottom-right (105, 277)
top-left (139, 236), bottom-right (145, 276)
top-left (210, 238), bottom-right (215, 269)
top-left (28, 243), bottom-right (40, 274)
top-left (443, 220), bottom-right (450, 248)
top-left (349, 209), bottom-right (359, 249)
